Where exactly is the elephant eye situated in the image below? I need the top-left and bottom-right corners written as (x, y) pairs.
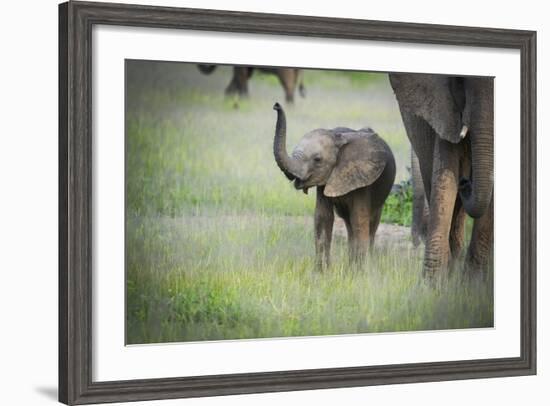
top-left (313, 156), bottom-right (322, 163)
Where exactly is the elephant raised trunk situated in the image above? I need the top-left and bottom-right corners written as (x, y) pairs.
top-left (273, 103), bottom-right (303, 180)
top-left (458, 78), bottom-right (494, 218)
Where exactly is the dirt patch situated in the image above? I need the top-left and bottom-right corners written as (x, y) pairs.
top-left (331, 217), bottom-right (415, 251)
top-left (156, 214), bottom-right (416, 252)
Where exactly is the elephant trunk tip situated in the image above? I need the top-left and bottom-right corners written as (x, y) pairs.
top-left (273, 102), bottom-right (282, 110)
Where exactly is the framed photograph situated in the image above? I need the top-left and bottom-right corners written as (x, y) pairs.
top-left (59, 1), bottom-right (536, 404)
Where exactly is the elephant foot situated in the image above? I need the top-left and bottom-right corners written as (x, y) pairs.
top-left (315, 256), bottom-right (331, 272)
top-left (423, 261), bottom-right (450, 281)
top-left (348, 238), bottom-right (370, 268)
top-left (423, 238), bottom-right (451, 280)
top-left (464, 252), bottom-right (492, 275)
top-left (224, 86), bottom-right (249, 98)
top-left (351, 253), bottom-right (368, 266)
top-left (411, 231), bottom-right (422, 248)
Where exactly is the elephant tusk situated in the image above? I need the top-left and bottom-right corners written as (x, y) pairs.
top-left (459, 125), bottom-right (469, 139)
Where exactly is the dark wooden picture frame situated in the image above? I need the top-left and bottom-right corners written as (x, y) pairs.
top-left (59, 1), bottom-right (536, 404)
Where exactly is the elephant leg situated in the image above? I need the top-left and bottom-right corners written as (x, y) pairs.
top-left (225, 67), bottom-right (249, 97)
top-left (348, 203), bottom-right (371, 264)
top-left (424, 137), bottom-right (460, 278)
top-left (342, 216), bottom-right (354, 260)
top-left (449, 151), bottom-right (470, 262)
top-left (296, 69), bottom-right (306, 98)
top-left (368, 206), bottom-right (382, 249)
top-left (411, 147), bottom-right (429, 246)
top-left (399, 111), bottom-right (435, 203)
top-left (449, 195), bottom-right (466, 262)
top-left (466, 196), bottom-right (493, 273)
top-left (278, 69), bottom-right (297, 103)
top-left (314, 188), bottom-right (334, 270)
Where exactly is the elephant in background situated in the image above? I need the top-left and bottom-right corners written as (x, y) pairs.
top-left (198, 65), bottom-right (306, 103)
top-left (272, 103), bottom-right (396, 268)
top-left (389, 73), bottom-right (493, 277)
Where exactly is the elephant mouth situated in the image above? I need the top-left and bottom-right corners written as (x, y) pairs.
top-left (294, 178), bottom-right (310, 194)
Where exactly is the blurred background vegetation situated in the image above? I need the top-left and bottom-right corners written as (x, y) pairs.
top-left (126, 61), bottom-right (492, 344)
top-left (126, 62), bottom-right (412, 219)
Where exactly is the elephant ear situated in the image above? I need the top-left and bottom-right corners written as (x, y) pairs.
top-left (390, 74), bottom-right (463, 143)
top-left (324, 134), bottom-right (388, 197)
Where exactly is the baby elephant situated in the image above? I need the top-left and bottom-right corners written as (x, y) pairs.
top-left (272, 103), bottom-right (396, 268)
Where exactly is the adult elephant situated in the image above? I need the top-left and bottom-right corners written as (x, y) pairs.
top-left (389, 73), bottom-right (493, 277)
top-left (197, 65), bottom-right (306, 103)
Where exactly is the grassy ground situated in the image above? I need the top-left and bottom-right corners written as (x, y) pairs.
top-left (125, 61), bottom-right (493, 344)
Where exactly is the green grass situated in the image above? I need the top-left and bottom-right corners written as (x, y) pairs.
top-left (126, 214), bottom-right (493, 344)
top-left (382, 180), bottom-right (414, 226)
top-left (125, 61), bottom-right (493, 344)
